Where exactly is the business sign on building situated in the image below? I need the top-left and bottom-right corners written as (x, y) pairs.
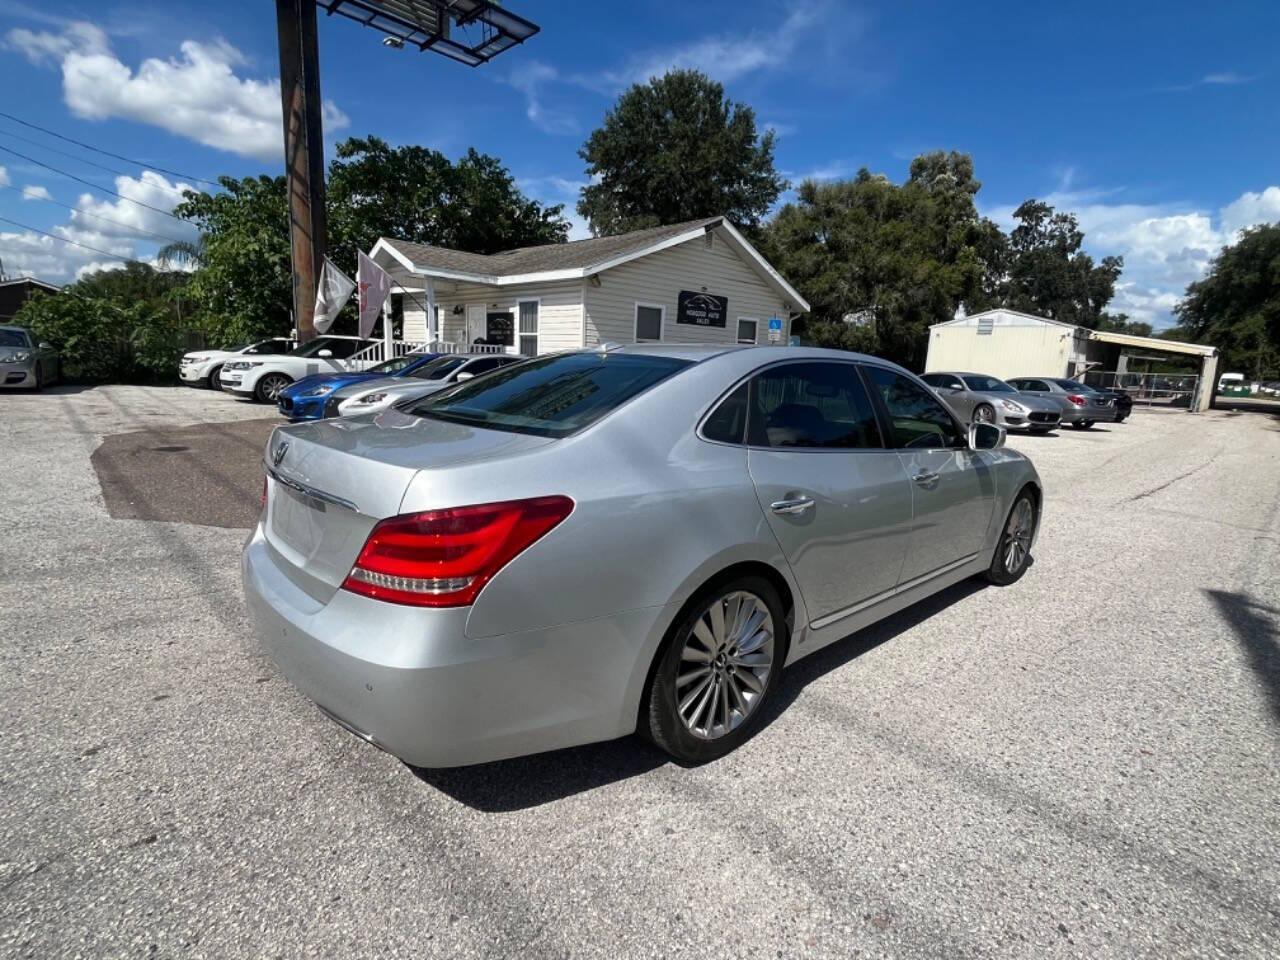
top-left (676, 290), bottom-right (728, 328)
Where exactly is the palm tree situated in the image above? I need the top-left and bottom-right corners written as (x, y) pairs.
top-left (157, 237), bottom-right (207, 270)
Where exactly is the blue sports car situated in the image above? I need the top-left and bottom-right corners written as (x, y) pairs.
top-left (277, 353), bottom-right (440, 421)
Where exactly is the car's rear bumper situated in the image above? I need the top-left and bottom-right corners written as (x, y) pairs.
top-left (241, 525), bottom-right (664, 767)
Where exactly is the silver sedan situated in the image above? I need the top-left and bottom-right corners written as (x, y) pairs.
top-left (921, 371), bottom-right (1062, 432)
top-left (0, 325), bottom-right (58, 390)
top-left (244, 345), bottom-right (1043, 767)
top-left (331, 353), bottom-right (522, 418)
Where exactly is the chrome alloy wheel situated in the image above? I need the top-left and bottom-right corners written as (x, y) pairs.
top-left (676, 591), bottom-right (775, 740)
top-left (260, 375), bottom-right (289, 402)
top-left (1003, 498), bottom-right (1034, 573)
top-left (973, 404), bottom-right (995, 423)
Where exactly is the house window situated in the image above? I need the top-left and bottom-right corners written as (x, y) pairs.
top-left (518, 300), bottom-right (539, 356)
top-left (736, 318), bottom-right (758, 344)
top-left (635, 303), bottom-right (664, 342)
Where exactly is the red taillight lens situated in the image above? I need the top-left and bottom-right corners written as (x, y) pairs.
top-left (341, 496), bottom-right (574, 607)
top-left (261, 475), bottom-right (268, 509)
top-left (1067, 394), bottom-right (1086, 405)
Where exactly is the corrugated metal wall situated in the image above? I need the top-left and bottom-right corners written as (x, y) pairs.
top-left (924, 312), bottom-right (1076, 379)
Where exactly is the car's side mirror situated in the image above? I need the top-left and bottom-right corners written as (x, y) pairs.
top-left (454, 371), bottom-right (475, 381)
top-left (317, 349), bottom-right (333, 358)
top-left (38, 341), bottom-right (53, 350)
top-left (969, 421), bottom-right (1005, 450)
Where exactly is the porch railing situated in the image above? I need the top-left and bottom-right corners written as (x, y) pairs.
top-left (348, 338), bottom-right (510, 368)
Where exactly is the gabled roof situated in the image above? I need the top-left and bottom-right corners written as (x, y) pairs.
top-left (931, 308), bottom-right (1080, 330)
top-left (0, 277), bottom-right (60, 293)
top-left (371, 216), bottom-right (810, 311)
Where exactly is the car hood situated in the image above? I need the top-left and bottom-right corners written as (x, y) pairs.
top-left (183, 349), bottom-right (232, 361)
top-left (281, 370), bottom-right (380, 398)
top-left (330, 375), bottom-right (433, 400)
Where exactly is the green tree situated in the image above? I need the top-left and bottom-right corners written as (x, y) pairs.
top-left (577, 70), bottom-right (786, 235)
top-left (14, 263), bottom-right (188, 382)
top-left (1096, 312), bottom-right (1154, 337)
top-left (762, 152), bottom-right (1003, 370)
top-left (985, 200), bottom-right (1122, 328)
top-left (1176, 223), bottom-right (1280, 379)
top-left (175, 138), bottom-right (570, 347)
top-left (326, 136), bottom-right (569, 265)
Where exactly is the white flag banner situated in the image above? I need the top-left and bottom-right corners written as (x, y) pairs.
top-left (357, 251), bottom-right (394, 339)
top-left (312, 257), bottom-right (355, 334)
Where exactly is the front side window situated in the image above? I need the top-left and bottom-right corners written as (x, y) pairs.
top-left (404, 352), bottom-right (691, 438)
top-left (864, 366), bottom-right (964, 449)
top-left (747, 362), bottom-right (883, 449)
top-left (635, 304), bottom-right (663, 342)
top-left (922, 373), bottom-right (963, 390)
top-left (370, 355), bottom-right (417, 375)
top-left (736, 318), bottom-right (757, 344)
top-left (518, 300), bottom-right (539, 357)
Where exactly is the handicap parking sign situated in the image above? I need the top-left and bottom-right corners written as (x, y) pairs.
top-left (767, 316), bottom-right (783, 342)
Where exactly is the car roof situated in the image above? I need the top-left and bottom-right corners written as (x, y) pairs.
top-left (599, 343), bottom-right (916, 375)
top-left (928, 370), bottom-right (1002, 379)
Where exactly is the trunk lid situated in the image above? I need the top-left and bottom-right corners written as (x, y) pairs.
top-left (263, 409), bottom-right (555, 602)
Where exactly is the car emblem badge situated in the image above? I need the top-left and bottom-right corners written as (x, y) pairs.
top-left (272, 440), bottom-right (289, 468)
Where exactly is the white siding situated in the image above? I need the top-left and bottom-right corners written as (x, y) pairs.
top-left (584, 233), bottom-right (789, 347)
top-left (427, 280), bottom-right (583, 354)
top-left (924, 311), bottom-right (1079, 379)
top-left (402, 304), bottom-right (428, 342)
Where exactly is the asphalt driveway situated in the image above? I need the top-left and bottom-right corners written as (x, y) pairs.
top-left (1, 385), bottom-right (1278, 958)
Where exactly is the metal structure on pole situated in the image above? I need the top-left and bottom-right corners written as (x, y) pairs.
top-left (274, 0), bottom-right (540, 344)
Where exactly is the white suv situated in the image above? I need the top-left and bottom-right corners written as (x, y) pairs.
top-left (220, 335), bottom-right (379, 403)
top-left (179, 337), bottom-right (295, 389)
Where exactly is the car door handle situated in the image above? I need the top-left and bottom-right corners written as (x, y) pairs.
top-left (770, 497), bottom-right (815, 515)
top-left (912, 471), bottom-right (940, 486)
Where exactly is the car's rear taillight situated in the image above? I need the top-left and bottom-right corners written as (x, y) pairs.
top-left (341, 496), bottom-right (574, 607)
top-left (261, 475), bottom-right (268, 509)
top-left (1067, 394), bottom-right (1086, 405)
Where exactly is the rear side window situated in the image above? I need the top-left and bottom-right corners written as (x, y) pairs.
top-left (404, 352), bottom-right (691, 438)
top-left (863, 366), bottom-right (964, 449)
top-left (747, 362), bottom-right (883, 449)
top-left (702, 382), bottom-right (749, 444)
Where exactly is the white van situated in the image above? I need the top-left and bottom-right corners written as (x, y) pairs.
top-left (1218, 372), bottom-right (1245, 392)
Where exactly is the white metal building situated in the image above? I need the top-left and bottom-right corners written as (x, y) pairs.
top-left (368, 216), bottom-right (808, 356)
top-left (924, 308), bottom-right (1221, 412)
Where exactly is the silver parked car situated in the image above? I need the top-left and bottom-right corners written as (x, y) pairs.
top-left (0, 325), bottom-right (58, 390)
top-left (921, 371), bottom-right (1062, 432)
top-left (244, 345), bottom-right (1043, 767)
top-left (329, 353), bottom-right (522, 418)
top-left (1007, 377), bottom-right (1116, 429)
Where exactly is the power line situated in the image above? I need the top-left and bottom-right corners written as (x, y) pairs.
top-left (0, 143), bottom-right (191, 222)
top-left (0, 109), bottom-right (221, 188)
top-left (0, 214), bottom-right (148, 267)
top-left (0, 127), bottom-right (195, 199)
top-left (0, 183), bottom-right (193, 247)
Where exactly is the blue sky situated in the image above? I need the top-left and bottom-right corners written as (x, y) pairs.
top-left (0, 0), bottom-right (1277, 328)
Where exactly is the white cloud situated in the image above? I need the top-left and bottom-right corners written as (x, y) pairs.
top-left (1201, 72), bottom-right (1252, 85)
top-left (571, 1), bottom-right (837, 93)
top-left (505, 61), bottom-right (578, 135)
top-left (763, 121), bottom-right (798, 138)
top-left (985, 184), bottom-right (1280, 328)
top-left (66, 170), bottom-right (198, 244)
top-left (784, 161), bottom-right (855, 184)
top-left (5, 20), bottom-right (348, 161)
top-left (21, 184), bottom-right (51, 201)
top-left (0, 165), bottom-right (8, 187)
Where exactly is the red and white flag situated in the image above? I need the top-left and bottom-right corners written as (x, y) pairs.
top-left (357, 250), bottom-right (393, 339)
top-left (312, 257), bottom-right (355, 334)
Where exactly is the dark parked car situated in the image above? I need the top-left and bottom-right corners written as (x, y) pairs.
top-left (1083, 384), bottom-right (1133, 422)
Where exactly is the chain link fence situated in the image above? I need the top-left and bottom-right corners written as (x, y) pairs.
top-left (1084, 370), bottom-right (1200, 407)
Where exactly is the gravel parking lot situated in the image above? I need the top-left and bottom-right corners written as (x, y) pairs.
top-left (2, 385), bottom-right (1278, 959)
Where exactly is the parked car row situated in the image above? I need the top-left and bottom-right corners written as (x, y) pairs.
top-left (922, 371), bottom-right (1131, 432)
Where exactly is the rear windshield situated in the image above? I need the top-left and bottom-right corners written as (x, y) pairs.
top-left (403, 352), bottom-right (692, 438)
top-left (1053, 379), bottom-right (1094, 392)
top-left (962, 375), bottom-right (1015, 393)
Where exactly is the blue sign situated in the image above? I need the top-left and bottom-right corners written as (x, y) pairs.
top-left (768, 316), bottom-right (783, 331)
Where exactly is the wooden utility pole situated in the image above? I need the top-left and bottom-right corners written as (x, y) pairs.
top-left (276, 0), bottom-right (327, 344)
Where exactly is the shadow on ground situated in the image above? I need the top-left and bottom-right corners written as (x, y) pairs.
top-left (412, 578), bottom-right (986, 811)
top-left (1206, 589), bottom-right (1280, 723)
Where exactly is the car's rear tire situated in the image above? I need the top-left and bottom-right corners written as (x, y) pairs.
top-left (206, 366), bottom-right (223, 389)
top-left (642, 575), bottom-right (787, 765)
top-left (972, 403), bottom-right (995, 424)
top-left (985, 490), bottom-right (1037, 586)
top-left (255, 373), bottom-right (291, 403)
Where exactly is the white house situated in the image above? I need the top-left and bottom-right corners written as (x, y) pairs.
top-left (367, 216), bottom-right (808, 356)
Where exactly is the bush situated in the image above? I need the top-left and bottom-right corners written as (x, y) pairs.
top-left (14, 292), bottom-right (188, 383)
